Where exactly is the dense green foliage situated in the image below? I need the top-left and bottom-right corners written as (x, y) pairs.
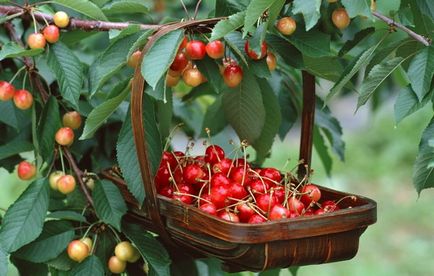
top-left (0, 0), bottom-right (432, 275)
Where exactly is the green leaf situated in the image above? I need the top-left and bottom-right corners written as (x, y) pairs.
top-left (409, 0), bottom-right (434, 37)
top-left (47, 42), bottom-right (84, 110)
top-left (102, 0), bottom-right (150, 15)
top-left (201, 96), bottom-right (227, 137)
top-left (122, 223), bottom-right (171, 276)
top-left (215, 0), bottom-right (248, 16)
top-left (93, 229), bottom-right (116, 274)
top-left (292, 0), bottom-right (321, 31)
top-left (282, 29), bottom-right (331, 58)
top-left (415, 0), bottom-right (434, 20)
top-left (0, 179), bottom-right (49, 253)
top-left (326, 37), bottom-right (385, 101)
top-left (157, 93), bottom-right (173, 141)
top-left (196, 57), bottom-right (225, 93)
top-left (224, 32), bottom-right (249, 67)
top-left (357, 57), bottom-right (406, 108)
top-left (0, 139), bottom-right (33, 161)
top-left (45, 251), bottom-right (75, 271)
top-left (0, 42), bottom-right (43, 61)
top-left (52, 0), bottom-right (108, 20)
top-left (89, 31), bottom-right (144, 95)
top-left (338, 27), bottom-right (375, 56)
top-left (250, 58), bottom-right (271, 78)
top-left (313, 126), bottom-right (333, 176)
top-left (394, 86), bottom-right (430, 124)
top-left (13, 221), bottom-right (74, 263)
top-left (37, 97), bottom-right (61, 164)
top-left (210, 11), bottom-right (246, 41)
top-left (342, 0), bottom-right (372, 18)
top-left (46, 211), bottom-right (87, 223)
top-left (80, 81), bottom-right (130, 140)
top-left (244, 0), bottom-right (280, 35)
top-left (303, 56), bottom-right (345, 83)
top-left (315, 100), bottom-right (345, 161)
top-left (10, 257), bottom-right (48, 276)
top-left (142, 30), bottom-right (184, 90)
top-left (253, 79), bottom-right (281, 164)
top-left (145, 77), bottom-right (167, 102)
top-left (278, 78), bottom-right (301, 139)
top-left (222, 71), bottom-right (266, 144)
top-left (70, 255), bottom-right (104, 276)
top-left (413, 118), bottom-right (434, 194)
top-left (93, 180), bottom-right (127, 231)
top-left (259, 268), bottom-right (281, 276)
top-left (265, 34), bottom-right (303, 69)
top-left (266, 0), bottom-right (286, 32)
top-left (0, 247), bottom-right (7, 276)
top-left (117, 97), bottom-right (162, 205)
top-left (407, 47), bottom-right (434, 101)
top-left (289, 266), bottom-right (300, 276)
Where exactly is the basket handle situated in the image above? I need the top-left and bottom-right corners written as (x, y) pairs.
top-left (130, 19), bottom-right (222, 244)
top-left (298, 71), bottom-right (316, 178)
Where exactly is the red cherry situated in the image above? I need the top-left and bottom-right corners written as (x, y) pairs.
top-left (223, 64), bottom-right (243, 88)
top-left (198, 193), bottom-right (212, 206)
top-left (42, 25), bottom-right (60, 43)
top-left (55, 127), bottom-right (74, 146)
top-left (199, 203), bottom-right (217, 216)
top-left (170, 52), bottom-right (188, 71)
top-left (210, 173), bottom-right (230, 187)
top-left (322, 200), bottom-right (340, 212)
top-left (17, 161), bottom-right (36, 180)
top-left (229, 182), bottom-right (248, 200)
top-left (173, 184), bottom-right (193, 204)
top-left (155, 165), bottom-right (171, 189)
top-left (205, 145), bottom-right (225, 164)
top-left (236, 158), bottom-right (249, 168)
top-left (210, 185), bottom-right (230, 208)
top-left (244, 41), bottom-right (267, 60)
top-left (158, 186), bottom-right (173, 198)
top-left (289, 210), bottom-right (301, 218)
top-left (13, 89), bottom-right (33, 110)
top-left (303, 209), bottom-right (315, 216)
top-left (287, 197), bottom-right (305, 215)
top-left (273, 187), bottom-right (285, 203)
top-left (259, 168), bottom-right (282, 187)
top-left (0, 81), bottom-right (15, 101)
top-left (269, 204), bottom-right (290, 221)
top-left (230, 166), bottom-right (247, 185)
top-left (179, 37), bottom-right (188, 51)
top-left (185, 40), bottom-right (206, 60)
top-left (212, 158), bottom-right (232, 175)
top-left (248, 214), bottom-right (267, 224)
top-left (218, 211), bottom-right (240, 223)
top-left (183, 164), bottom-right (205, 185)
top-left (256, 194), bottom-right (277, 213)
top-left (172, 168), bottom-right (184, 184)
top-left (247, 179), bottom-right (268, 194)
top-left (300, 184), bottom-right (321, 206)
top-left (205, 40), bottom-right (224, 59)
top-left (27, 33), bottom-right (46, 49)
top-left (314, 208), bottom-right (326, 215)
top-left (161, 151), bottom-right (178, 169)
top-left (182, 68), bottom-right (205, 87)
top-left (236, 203), bottom-right (255, 223)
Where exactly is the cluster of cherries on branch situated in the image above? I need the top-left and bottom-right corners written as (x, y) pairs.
top-left (155, 142), bottom-right (351, 224)
top-left (128, 36), bottom-right (276, 89)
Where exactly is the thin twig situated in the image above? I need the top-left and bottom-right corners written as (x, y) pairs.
top-left (179, 0), bottom-right (191, 19)
top-left (372, 11), bottom-right (431, 46)
top-left (0, 5), bottom-right (162, 31)
top-left (63, 148), bottom-right (95, 208)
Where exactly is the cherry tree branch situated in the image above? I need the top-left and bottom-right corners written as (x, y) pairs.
top-left (0, 5), bottom-right (162, 31)
top-left (372, 11), bottom-right (431, 46)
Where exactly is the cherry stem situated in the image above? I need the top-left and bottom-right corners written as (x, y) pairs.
top-left (193, 0), bottom-right (202, 20)
top-left (30, 9), bottom-right (38, 33)
top-left (163, 123), bottom-right (184, 151)
top-left (91, 233), bottom-right (98, 254)
top-left (165, 162), bottom-right (179, 192)
top-left (179, 0), bottom-right (191, 19)
top-left (82, 220), bottom-right (101, 239)
top-left (58, 146), bottom-right (66, 174)
top-left (9, 65), bottom-right (26, 84)
top-left (107, 224), bottom-right (122, 243)
top-left (248, 202), bottom-right (268, 221)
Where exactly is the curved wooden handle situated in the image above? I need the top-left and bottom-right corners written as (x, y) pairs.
top-left (130, 18), bottom-right (222, 244)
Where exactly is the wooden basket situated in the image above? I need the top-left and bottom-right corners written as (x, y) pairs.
top-left (102, 19), bottom-right (377, 272)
